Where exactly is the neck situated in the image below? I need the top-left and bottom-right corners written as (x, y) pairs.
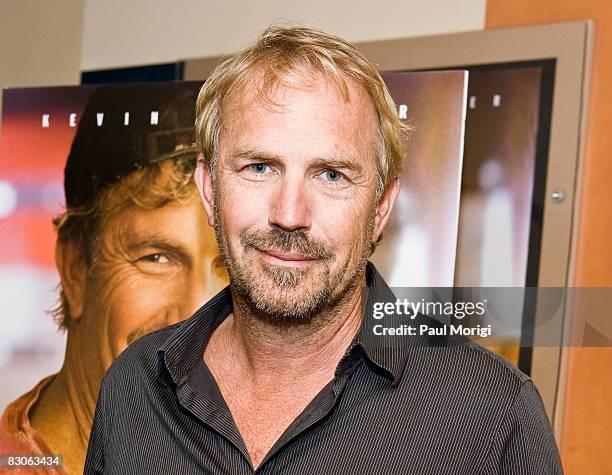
top-left (30, 335), bottom-right (101, 474)
top-left (210, 278), bottom-right (365, 384)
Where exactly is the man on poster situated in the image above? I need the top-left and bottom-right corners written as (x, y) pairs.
top-left (84, 25), bottom-right (563, 474)
top-left (0, 84), bottom-right (227, 474)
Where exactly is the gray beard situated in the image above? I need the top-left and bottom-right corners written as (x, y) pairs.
top-left (212, 192), bottom-right (375, 323)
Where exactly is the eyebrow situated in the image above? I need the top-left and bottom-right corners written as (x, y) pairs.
top-left (230, 148), bottom-right (281, 163)
top-left (309, 157), bottom-right (363, 173)
top-left (230, 147), bottom-right (364, 173)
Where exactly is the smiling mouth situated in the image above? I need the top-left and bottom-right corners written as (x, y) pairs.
top-left (258, 248), bottom-right (318, 264)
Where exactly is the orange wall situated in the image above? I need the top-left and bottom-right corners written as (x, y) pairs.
top-left (486, 1), bottom-right (612, 473)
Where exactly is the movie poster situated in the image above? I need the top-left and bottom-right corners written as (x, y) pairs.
top-left (0, 81), bottom-right (231, 421)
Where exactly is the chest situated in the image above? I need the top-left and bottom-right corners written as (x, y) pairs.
top-left (214, 373), bottom-right (329, 468)
top-left (110, 383), bottom-right (486, 475)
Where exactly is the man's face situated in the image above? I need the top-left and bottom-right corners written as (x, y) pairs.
top-left (198, 72), bottom-right (396, 319)
top-left (76, 177), bottom-right (228, 375)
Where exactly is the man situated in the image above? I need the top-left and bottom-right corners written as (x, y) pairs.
top-left (0, 83), bottom-right (228, 474)
top-left (84, 26), bottom-right (563, 474)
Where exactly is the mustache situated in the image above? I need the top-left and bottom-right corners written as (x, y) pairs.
top-left (127, 321), bottom-right (165, 345)
top-left (241, 228), bottom-right (334, 260)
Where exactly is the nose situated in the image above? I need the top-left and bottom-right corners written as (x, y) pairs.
top-left (184, 254), bottom-right (228, 313)
top-left (268, 174), bottom-right (311, 232)
top-left (185, 270), bottom-right (213, 314)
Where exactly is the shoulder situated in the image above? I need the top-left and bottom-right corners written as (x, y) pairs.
top-left (461, 344), bottom-right (563, 472)
top-left (455, 339), bottom-right (536, 407)
top-left (0, 377), bottom-right (55, 455)
top-left (397, 336), bottom-right (533, 408)
top-left (457, 338), bottom-right (530, 384)
top-left (394, 339), bottom-right (560, 466)
top-left (0, 401), bottom-right (32, 455)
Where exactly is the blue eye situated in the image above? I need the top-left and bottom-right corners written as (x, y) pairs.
top-left (323, 169), bottom-right (343, 182)
top-left (250, 163), bottom-right (270, 173)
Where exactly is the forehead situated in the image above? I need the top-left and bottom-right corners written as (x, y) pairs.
top-left (100, 197), bottom-right (216, 249)
top-left (93, 163), bottom-right (216, 253)
top-left (220, 69), bottom-right (379, 156)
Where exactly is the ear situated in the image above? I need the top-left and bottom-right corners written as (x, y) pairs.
top-left (372, 178), bottom-right (400, 242)
top-left (195, 153), bottom-right (216, 227)
top-left (55, 239), bottom-right (87, 322)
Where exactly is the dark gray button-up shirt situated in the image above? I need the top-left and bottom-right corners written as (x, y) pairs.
top-left (84, 263), bottom-right (563, 474)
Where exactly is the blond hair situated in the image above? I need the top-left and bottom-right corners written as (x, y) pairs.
top-left (195, 24), bottom-right (408, 197)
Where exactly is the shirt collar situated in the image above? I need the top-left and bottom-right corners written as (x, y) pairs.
top-left (352, 262), bottom-right (413, 386)
top-left (157, 286), bottom-right (232, 386)
top-left (157, 262), bottom-right (416, 387)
